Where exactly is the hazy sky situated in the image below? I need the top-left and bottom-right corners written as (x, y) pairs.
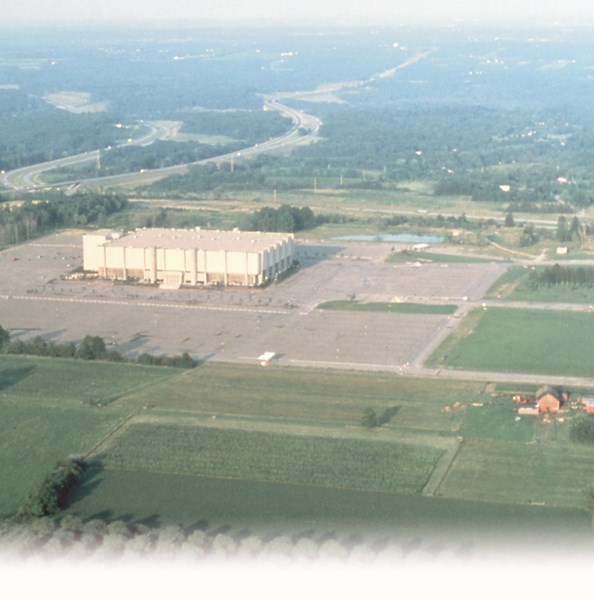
top-left (2, 0), bottom-right (593, 26)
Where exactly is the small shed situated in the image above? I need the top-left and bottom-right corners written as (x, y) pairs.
top-left (582, 398), bottom-right (594, 414)
top-left (535, 387), bottom-right (566, 414)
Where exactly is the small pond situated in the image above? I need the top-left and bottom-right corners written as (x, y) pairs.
top-left (333, 233), bottom-right (444, 244)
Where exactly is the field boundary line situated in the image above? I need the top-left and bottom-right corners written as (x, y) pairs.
top-left (84, 411), bottom-right (139, 459)
top-left (424, 436), bottom-right (465, 497)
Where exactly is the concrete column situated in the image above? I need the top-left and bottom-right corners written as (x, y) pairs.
top-left (190, 249), bottom-right (197, 285)
top-left (122, 248), bottom-right (127, 280)
top-left (147, 247), bottom-right (157, 283)
top-left (223, 250), bottom-right (228, 286)
top-left (101, 245), bottom-right (107, 277)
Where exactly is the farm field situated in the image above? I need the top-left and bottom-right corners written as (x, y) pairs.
top-left (65, 468), bottom-right (592, 541)
top-left (118, 362), bottom-right (483, 432)
top-left (0, 356), bottom-right (181, 516)
top-left (2, 356), bottom-right (594, 545)
top-left (0, 355), bottom-right (180, 406)
top-left (98, 422), bottom-right (442, 494)
top-left (427, 307), bottom-right (594, 377)
top-left (440, 438), bottom-right (594, 509)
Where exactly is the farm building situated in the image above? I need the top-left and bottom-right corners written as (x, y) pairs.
top-left (535, 387), bottom-right (567, 414)
top-left (83, 227), bottom-right (295, 288)
top-left (514, 387), bottom-right (568, 415)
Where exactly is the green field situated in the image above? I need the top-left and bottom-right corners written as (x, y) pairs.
top-left (118, 363), bottom-right (483, 433)
top-left (0, 355), bottom-right (180, 405)
top-left (441, 438), bottom-right (594, 508)
top-left (486, 266), bottom-right (594, 303)
top-left (66, 468), bottom-right (591, 538)
top-left (317, 300), bottom-right (457, 315)
top-left (99, 423), bottom-right (442, 494)
top-left (461, 404), bottom-right (537, 442)
top-left (0, 356), bottom-right (181, 516)
top-left (428, 307), bottom-right (594, 377)
top-left (3, 356), bottom-right (594, 542)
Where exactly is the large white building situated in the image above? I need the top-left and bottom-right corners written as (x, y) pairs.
top-left (83, 228), bottom-right (296, 288)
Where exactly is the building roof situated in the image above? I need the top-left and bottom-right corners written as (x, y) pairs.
top-left (535, 386), bottom-right (563, 401)
top-left (98, 228), bottom-right (294, 253)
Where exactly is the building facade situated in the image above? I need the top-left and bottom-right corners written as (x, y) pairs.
top-left (83, 228), bottom-right (295, 288)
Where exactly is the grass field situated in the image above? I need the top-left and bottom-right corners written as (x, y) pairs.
top-left (461, 404), bottom-right (537, 442)
top-left (0, 356), bottom-right (181, 516)
top-left (66, 468), bottom-right (591, 539)
top-left (427, 307), bottom-right (594, 377)
top-left (486, 266), bottom-right (594, 303)
top-left (440, 438), bottom-right (594, 509)
top-left (119, 363), bottom-right (486, 433)
top-left (0, 355), bottom-right (180, 405)
top-left (317, 300), bottom-right (457, 315)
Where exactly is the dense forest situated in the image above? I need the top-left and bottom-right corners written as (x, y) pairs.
top-left (0, 90), bottom-right (127, 171)
top-left (0, 192), bottom-right (127, 246)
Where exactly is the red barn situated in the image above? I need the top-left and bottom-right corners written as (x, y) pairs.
top-left (535, 387), bottom-right (566, 414)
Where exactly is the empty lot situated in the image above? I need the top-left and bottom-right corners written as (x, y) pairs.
top-left (0, 231), bottom-right (506, 370)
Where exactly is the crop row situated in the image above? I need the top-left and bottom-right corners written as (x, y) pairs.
top-left (100, 423), bottom-right (443, 494)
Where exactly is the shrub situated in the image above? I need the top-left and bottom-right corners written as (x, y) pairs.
top-left (570, 415), bottom-right (594, 444)
top-left (16, 456), bottom-right (89, 520)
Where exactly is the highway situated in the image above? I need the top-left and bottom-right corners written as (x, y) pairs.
top-left (0, 101), bottom-right (321, 192)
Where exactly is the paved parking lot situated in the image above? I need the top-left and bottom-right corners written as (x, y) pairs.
top-left (0, 231), bottom-right (507, 369)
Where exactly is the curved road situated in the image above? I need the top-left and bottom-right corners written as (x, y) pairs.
top-left (0, 100), bottom-right (321, 192)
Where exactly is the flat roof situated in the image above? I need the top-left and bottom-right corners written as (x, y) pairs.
top-left (95, 228), bottom-right (294, 253)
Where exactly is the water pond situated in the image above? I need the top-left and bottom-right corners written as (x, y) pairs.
top-left (333, 233), bottom-right (444, 244)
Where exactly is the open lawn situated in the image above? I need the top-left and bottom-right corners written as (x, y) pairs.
top-left (461, 403), bottom-right (537, 442)
top-left (317, 300), bottom-right (457, 314)
top-left (427, 307), bottom-right (594, 377)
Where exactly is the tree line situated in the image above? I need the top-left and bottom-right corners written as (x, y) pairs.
top-left (528, 264), bottom-right (594, 289)
top-left (241, 204), bottom-right (317, 233)
top-left (16, 457), bottom-right (89, 520)
top-left (0, 192), bottom-right (128, 246)
top-left (0, 327), bottom-right (198, 370)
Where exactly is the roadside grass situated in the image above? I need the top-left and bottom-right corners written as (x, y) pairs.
top-left (441, 438), bottom-right (594, 509)
top-left (486, 266), bottom-right (594, 303)
top-left (66, 468), bottom-right (591, 537)
top-left (427, 307), bottom-right (594, 377)
top-left (98, 422), bottom-right (443, 495)
top-left (387, 251), bottom-right (498, 264)
top-left (317, 300), bottom-right (457, 315)
top-left (119, 363), bottom-right (485, 433)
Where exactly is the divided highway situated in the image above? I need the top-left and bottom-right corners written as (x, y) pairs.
top-left (0, 100), bottom-right (321, 193)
